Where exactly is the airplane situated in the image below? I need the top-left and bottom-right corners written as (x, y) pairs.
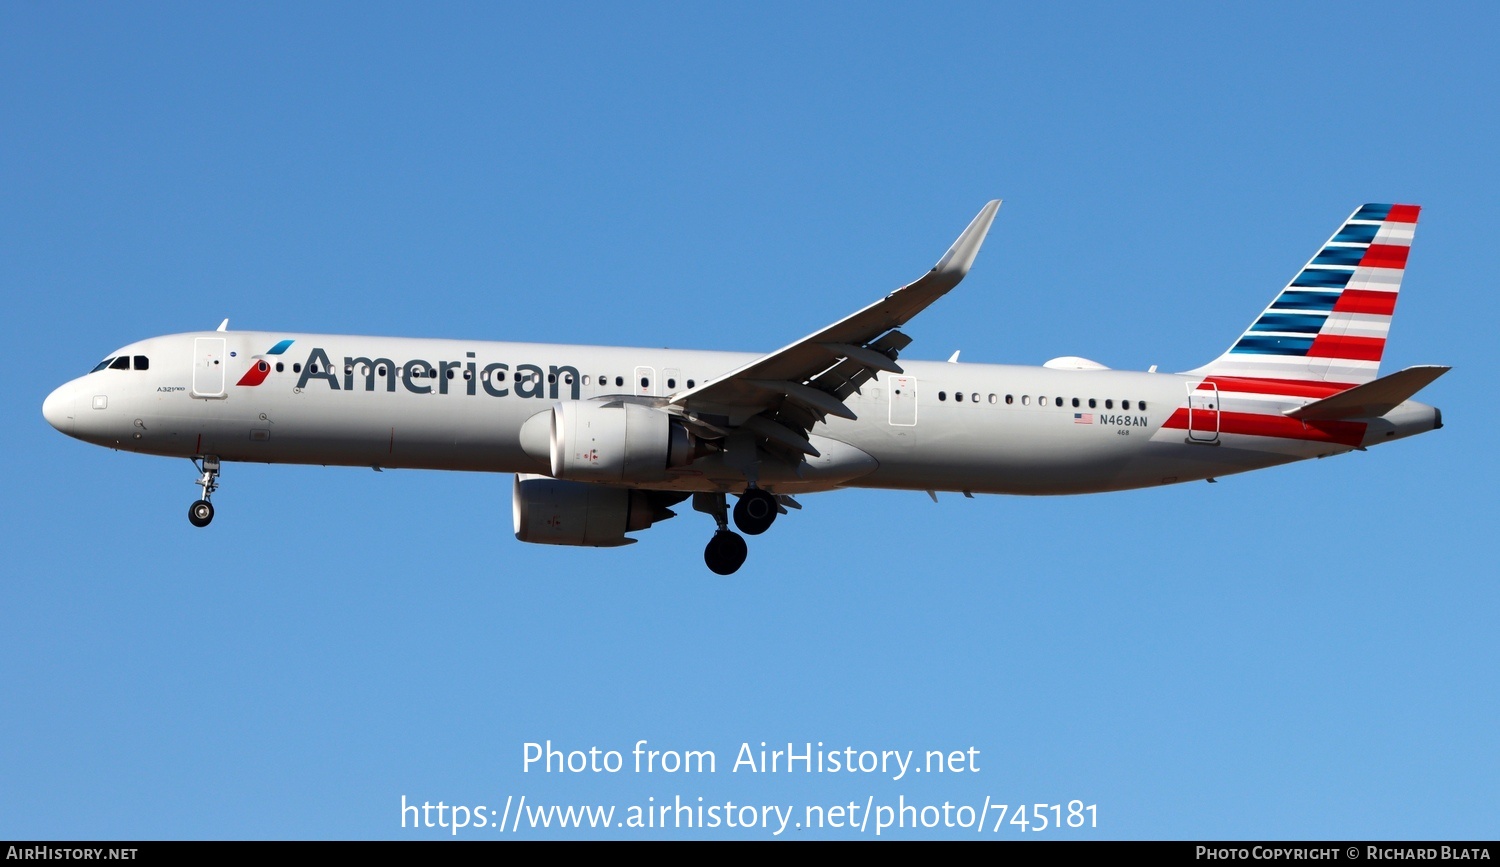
top-left (41, 201), bottom-right (1447, 574)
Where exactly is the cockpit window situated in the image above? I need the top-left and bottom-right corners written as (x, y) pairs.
top-left (91, 358), bottom-right (115, 373)
top-left (133, 355), bottom-right (149, 371)
top-left (109, 357), bottom-right (130, 371)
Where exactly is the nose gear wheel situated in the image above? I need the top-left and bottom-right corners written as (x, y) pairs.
top-left (188, 456), bottom-right (221, 528)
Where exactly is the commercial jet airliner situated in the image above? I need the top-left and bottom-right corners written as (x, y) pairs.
top-left (42, 202), bottom-right (1446, 574)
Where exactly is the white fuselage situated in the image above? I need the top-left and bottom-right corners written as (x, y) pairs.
top-left (42, 330), bottom-right (1441, 497)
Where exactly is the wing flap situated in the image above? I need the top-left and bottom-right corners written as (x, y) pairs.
top-left (818, 342), bottom-right (903, 374)
top-left (747, 379), bottom-right (859, 420)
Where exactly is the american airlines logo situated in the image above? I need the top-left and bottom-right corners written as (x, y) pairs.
top-left (285, 347), bottom-right (584, 401)
top-left (235, 339), bottom-right (296, 387)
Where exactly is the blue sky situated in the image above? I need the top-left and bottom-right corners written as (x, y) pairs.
top-left (2, 2), bottom-right (1494, 839)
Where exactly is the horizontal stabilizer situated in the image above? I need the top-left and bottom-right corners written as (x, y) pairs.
top-left (1284, 365), bottom-right (1450, 420)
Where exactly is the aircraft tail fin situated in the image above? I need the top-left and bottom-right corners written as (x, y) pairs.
top-left (1191, 204), bottom-right (1420, 385)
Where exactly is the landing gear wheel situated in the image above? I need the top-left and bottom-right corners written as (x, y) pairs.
top-left (188, 456), bottom-right (221, 528)
top-left (188, 499), bottom-right (215, 528)
top-left (704, 530), bottom-right (748, 575)
top-left (733, 488), bottom-right (778, 535)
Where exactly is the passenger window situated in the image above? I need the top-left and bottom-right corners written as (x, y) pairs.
top-left (687, 379), bottom-right (696, 388)
top-left (277, 362), bottom-right (285, 373)
top-left (310, 362), bottom-right (319, 373)
top-left (293, 363), bottom-right (302, 373)
top-left (1139, 400), bottom-right (1147, 411)
top-left (110, 357), bottom-right (130, 370)
top-left (667, 378), bottom-right (676, 389)
top-left (938, 391), bottom-right (947, 401)
top-left (1039, 396), bottom-right (1048, 406)
top-left (1088, 398), bottom-right (1096, 408)
top-left (640, 377), bottom-right (649, 388)
top-left (1055, 396), bottom-right (1063, 407)
top-left (988, 394), bottom-right (997, 405)
top-left (548, 373), bottom-right (556, 383)
top-left (971, 392), bottom-right (979, 403)
top-left (955, 392), bottom-right (963, 402)
top-left (1105, 399), bottom-right (1114, 409)
top-left (582, 375), bottom-right (591, 385)
top-left (133, 355), bottom-right (150, 370)
top-left (1122, 400), bottom-right (1131, 410)
top-left (1022, 395), bottom-right (1031, 406)
top-left (1005, 394), bottom-right (1014, 405)
top-left (1071, 397), bottom-right (1079, 408)
top-left (91, 358), bottom-right (114, 373)
top-left (616, 376), bottom-right (624, 387)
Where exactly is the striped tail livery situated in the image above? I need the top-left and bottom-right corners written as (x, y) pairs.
top-left (1195, 203), bottom-right (1418, 385)
top-left (1173, 204), bottom-right (1447, 450)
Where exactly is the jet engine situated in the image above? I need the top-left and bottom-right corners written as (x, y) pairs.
top-left (512, 474), bottom-right (685, 547)
top-left (545, 401), bottom-right (703, 483)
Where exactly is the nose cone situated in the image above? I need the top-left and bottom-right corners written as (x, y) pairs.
top-left (43, 384), bottom-right (75, 435)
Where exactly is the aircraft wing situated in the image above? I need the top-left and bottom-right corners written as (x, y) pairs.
top-left (670, 201), bottom-right (1000, 450)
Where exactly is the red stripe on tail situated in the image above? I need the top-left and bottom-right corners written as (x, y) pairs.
top-left (1307, 334), bottom-right (1385, 361)
top-left (1360, 244), bottom-right (1409, 269)
top-left (1333, 289), bottom-right (1399, 316)
top-left (1204, 377), bottom-right (1353, 398)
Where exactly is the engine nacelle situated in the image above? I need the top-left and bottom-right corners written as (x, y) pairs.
top-left (512, 474), bottom-right (681, 547)
top-left (549, 401), bottom-right (698, 483)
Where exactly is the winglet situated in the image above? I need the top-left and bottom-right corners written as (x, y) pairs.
top-left (931, 199), bottom-right (1001, 278)
top-left (216, 318), bottom-right (229, 332)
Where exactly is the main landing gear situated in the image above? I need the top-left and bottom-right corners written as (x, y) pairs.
top-left (697, 488), bottom-right (783, 575)
top-left (705, 529), bottom-right (748, 576)
top-left (732, 488), bottom-right (778, 536)
top-left (188, 456), bottom-right (221, 528)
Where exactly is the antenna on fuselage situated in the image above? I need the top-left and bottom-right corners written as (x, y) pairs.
top-left (216, 319), bottom-right (229, 332)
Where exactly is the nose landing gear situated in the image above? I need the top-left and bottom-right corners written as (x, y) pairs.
top-left (188, 456), bottom-right (221, 528)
